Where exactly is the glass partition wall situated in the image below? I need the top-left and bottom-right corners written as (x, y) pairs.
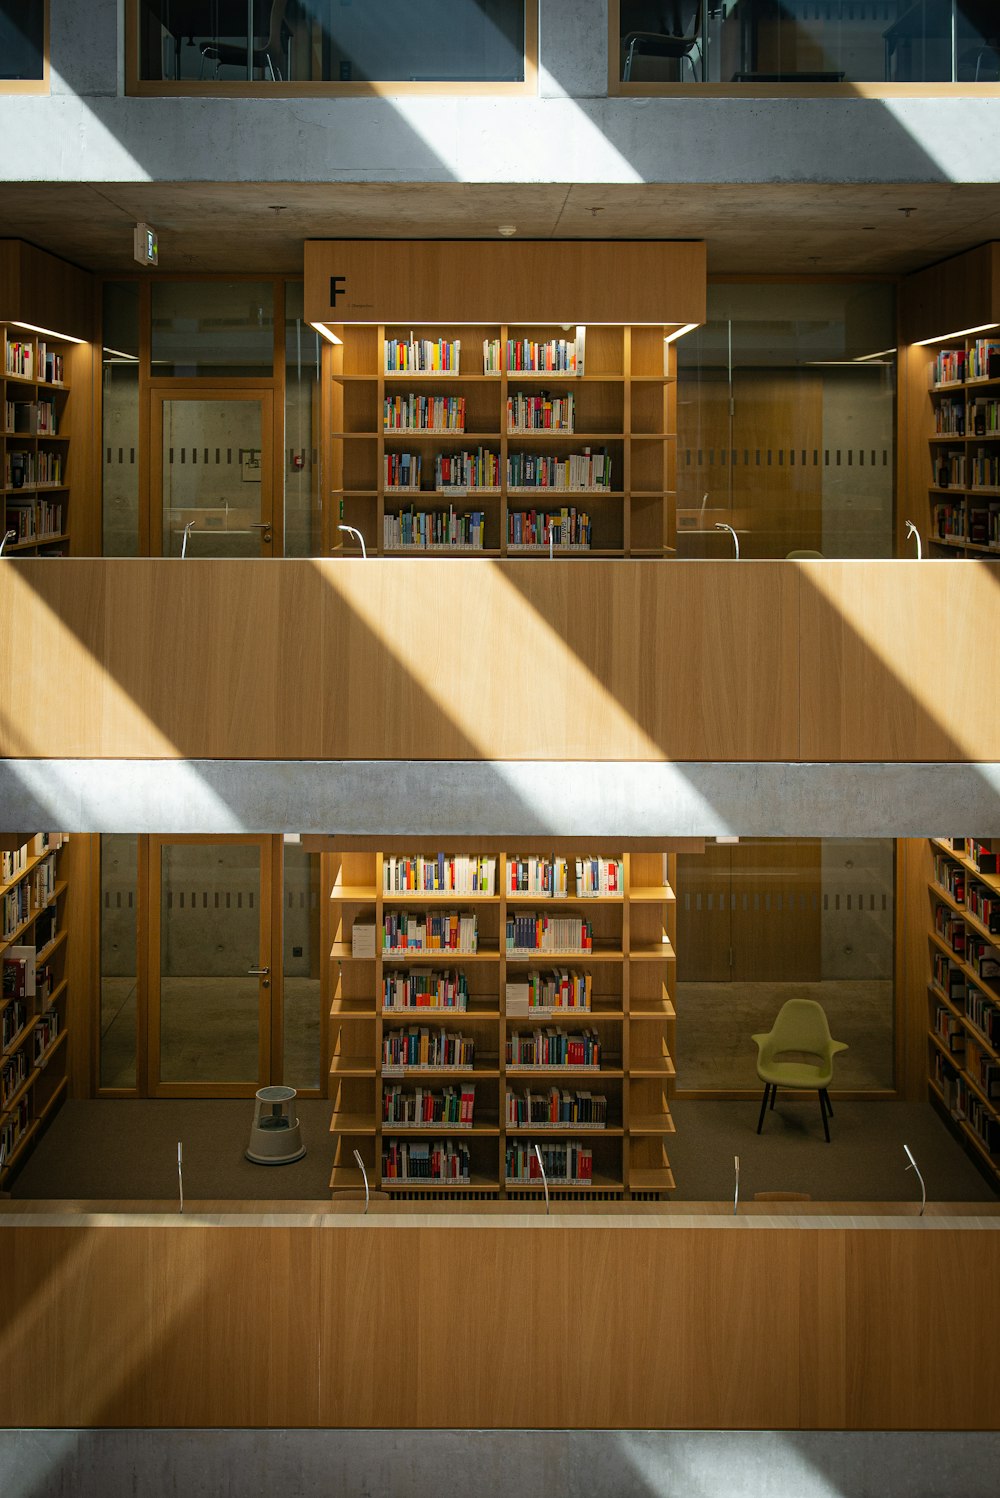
top-left (676, 281), bottom-right (897, 559)
top-left (676, 838), bottom-right (896, 1092)
top-left (98, 835), bottom-right (324, 1097)
top-left (616, 1), bottom-right (1000, 86)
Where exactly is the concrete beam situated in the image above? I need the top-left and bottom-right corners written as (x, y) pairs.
top-left (0, 94), bottom-right (996, 186)
top-left (0, 760), bottom-right (994, 836)
top-left (3, 1429), bottom-right (1000, 1498)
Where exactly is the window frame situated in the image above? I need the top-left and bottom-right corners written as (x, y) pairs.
top-left (0, 0), bottom-right (49, 96)
top-left (125, 0), bottom-right (538, 97)
top-left (608, 0), bottom-right (1000, 98)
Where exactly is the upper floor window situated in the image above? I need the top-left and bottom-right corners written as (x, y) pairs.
top-left (0, 0), bottom-right (46, 92)
top-left (614, 0), bottom-right (1000, 90)
top-left (130, 0), bottom-right (536, 93)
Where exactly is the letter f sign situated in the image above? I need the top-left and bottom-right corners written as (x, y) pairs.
top-left (330, 275), bottom-right (347, 306)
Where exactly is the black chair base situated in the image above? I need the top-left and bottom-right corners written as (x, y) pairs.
top-left (757, 1083), bottom-right (833, 1142)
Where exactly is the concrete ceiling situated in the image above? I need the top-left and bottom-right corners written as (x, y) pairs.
top-left (4, 180), bottom-right (1000, 276)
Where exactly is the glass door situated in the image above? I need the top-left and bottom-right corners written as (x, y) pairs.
top-left (150, 390), bottom-right (274, 556)
top-left (147, 836), bottom-right (272, 1096)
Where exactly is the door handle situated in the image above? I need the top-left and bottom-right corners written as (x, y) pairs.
top-left (250, 522), bottom-right (273, 544)
top-left (248, 966), bottom-right (270, 975)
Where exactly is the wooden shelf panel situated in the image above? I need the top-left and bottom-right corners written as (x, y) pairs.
top-left (381, 1175), bottom-right (499, 1191)
top-left (630, 1000), bottom-right (677, 1020)
top-left (505, 1066), bottom-right (622, 1077)
top-left (628, 885), bottom-right (676, 904)
top-left (628, 1113), bottom-right (676, 1135)
top-left (328, 1112), bottom-right (378, 1135)
top-left (381, 892), bottom-right (501, 904)
top-left (380, 1066), bottom-right (500, 1078)
top-left (382, 949), bottom-right (499, 963)
top-left (629, 941), bottom-right (677, 961)
top-left (382, 1007), bottom-right (501, 1021)
top-left (629, 1058), bottom-right (677, 1078)
top-left (504, 1175), bottom-right (624, 1191)
top-left (504, 1008), bottom-right (624, 1023)
top-left (629, 1166), bottom-right (676, 1191)
top-left (329, 1057), bottom-right (378, 1077)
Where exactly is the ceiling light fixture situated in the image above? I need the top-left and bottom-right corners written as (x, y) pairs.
top-left (309, 321), bottom-right (344, 345)
top-left (10, 319), bottom-right (86, 345)
top-left (663, 322), bottom-right (699, 345)
top-left (915, 322), bottom-right (1000, 347)
top-left (497, 224), bottom-right (517, 237)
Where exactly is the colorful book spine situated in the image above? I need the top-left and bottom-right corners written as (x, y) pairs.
top-left (505, 1027), bottom-right (601, 1069)
top-left (507, 508), bottom-right (591, 549)
top-left (384, 854), bottom-right (496, 895)
top-left (505, 1139), bottom-right (593, 1183)
top-left (506, 391), bottom-right (575, 432)
top-left (384, 337), bottom-right (460, 374)
top-left (505, 1086), bottom-right (607, 1127)
top-left (382, 1026), bottom-right (475, 1069)
top-left (382, 1139), bottom-right (471, 1181)
top-left (382, 968), bottom-right (470, 1012)
top-left (383, 506), bottom-right (485, 551)
top-left (383, 910), bottom-right (478, 954)
top-left (383, 394), bottom-right (465, 431)
top-left (506, 448), bottom-right (611, 491)
top-left (505, 912), bottom-right (593, 954)
top-left (383, 452), bottom-right (422, 490)
top-left (434, 448), bottom-right (500, 490)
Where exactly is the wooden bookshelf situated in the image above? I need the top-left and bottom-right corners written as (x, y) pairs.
top-left (923, 336), bottom-right (1000, 556)
top-left (1, 324), bottom-right (78, 555)
top-left (926, 837), bottom-right (1000, 1189)
top-left (325, 324), bottom-right (677, 558)
top-left (328, 848), bottom-right (677, 1200)
top-left (0, 834), bottom-right (70, 1186)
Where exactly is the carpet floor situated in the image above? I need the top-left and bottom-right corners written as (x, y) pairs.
top-left (9, 1095), bottom-right (997, 1205)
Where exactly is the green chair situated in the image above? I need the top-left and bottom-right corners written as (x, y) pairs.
top-left (753, 999), bottom-right (847, 1143)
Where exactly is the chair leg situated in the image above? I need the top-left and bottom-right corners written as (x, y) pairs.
top-left (756, 1083), bottom-right (771, 1134)
top-left (819, 1090), bottom-right (830, 1143)
top-left (769, 1084), bottom-right (777, 1110)
top-left (823, 1090), bottom-right (834, 1118)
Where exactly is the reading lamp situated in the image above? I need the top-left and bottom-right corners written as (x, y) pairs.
top-left (353, 1148), bottom-right (370, 1213)
top-left (338, 523), bottom-right (367, 558)
top-left (177, 1141), bottom-right (184, 1215)
top-left (0, 529), bottom-right (17, 557)
top-left (533, 1143), bottom-right (550, 1216)
top-left (733, 1154), bottom-right (740, 1215)
top-left (904, 520), bottom-right (923, 559)
top-left (903, 1144), bottom-right (926, 1216)
top-left (714, 522), bottom-right (740, 559)
top-left (180, 520), bottom-right (197, 559)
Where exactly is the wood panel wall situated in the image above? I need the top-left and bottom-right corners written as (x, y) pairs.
top-left (1, 1220), bottom-right (998, 1429)
top-left (304, 239), bottom-right (707, 326)
top-left (0, 240), bottom-right (95, 345)
top-left (1, 558), bottom-right (998, 762)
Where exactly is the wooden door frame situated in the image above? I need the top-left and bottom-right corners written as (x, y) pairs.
top-left (145, 833), bottom-right (274, 1098)
top-left (147, 385), bottom-right (276, 557)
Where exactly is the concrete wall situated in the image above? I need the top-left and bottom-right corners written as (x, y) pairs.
top-left (0, 0), bottom-right (994, 186)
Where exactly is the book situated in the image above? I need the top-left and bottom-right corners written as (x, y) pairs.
top-left (351, 920), bottom-right (376, 958)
